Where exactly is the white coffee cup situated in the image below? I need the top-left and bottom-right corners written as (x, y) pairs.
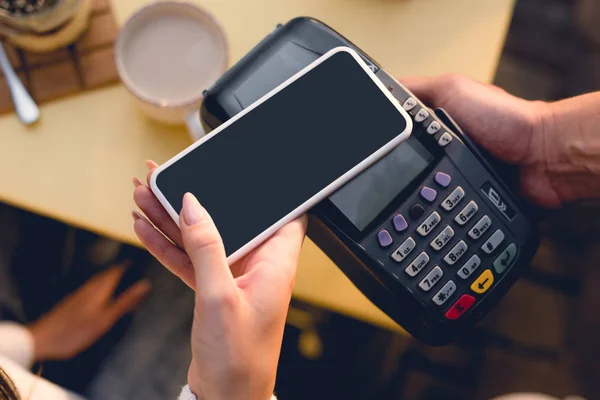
top-left (115, 1), bottom-right (228, 141)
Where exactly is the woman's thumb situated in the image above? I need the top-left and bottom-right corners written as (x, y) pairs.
top-left (179, 193), bottom-right (234, 297)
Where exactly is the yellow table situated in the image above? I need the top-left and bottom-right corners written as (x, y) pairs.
top-left (0, 0), bottom-right (515, 332)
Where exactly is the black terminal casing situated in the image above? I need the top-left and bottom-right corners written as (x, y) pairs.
top-left (199, 17), bottom-right (540, 346)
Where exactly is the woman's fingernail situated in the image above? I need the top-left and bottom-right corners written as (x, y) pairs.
top-left (145, 160), bottom-right (159, 170)
top-left (133, 177), bottom-right (143, 188)
top-left (132, 211), bottom-right (143, 221)
top-left (182, 192), bottom-right (203, 226)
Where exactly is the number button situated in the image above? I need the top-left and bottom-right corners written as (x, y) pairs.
top-left (441, 187), bottom-right (465, 211)
top-left (468, 215), bottom-right (491, 240)
top-left (457, 255), bottom-right (481, 280)
top-left (391, 237), bottom-right (416, 262)
top-left (470, 269), bottom-right (494, 294)
top-left (454, 201), bottom-right (478, 226)
top-left (481, 229), bottom-right (505, 254)
top-left (416, 211), bottom-right (441, 237)
top-left (430, 225), bottom-right (454, 251)
top-left (418, 266), bottom-right (443, 292)
top-left (432, 280), bottom-right (457, 306)
top-left (493, 243), bottom-right (518, 274)
top-left (404, 252), bottom-right (430, 277)
top-left (443, 240), bottom-right (468, 265)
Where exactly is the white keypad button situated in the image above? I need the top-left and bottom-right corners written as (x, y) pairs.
top-left (443, 240), bottom-right (468, 265)
top-left (426, 121), bottom-right (441, 134)
top-left (430, 225), bottom-right (454, 251)
top-left (433, 280), bottom-right (457, 305)
top-left (416, 211), bottom-right (441, 237)
top-left (457, 255), bottom-right (481, 280)
top-left (454, 201), bottom-right (478, 226)
top-left (404, 252), bottom-right (430, 277)
top-left (402, 97), bottom-right (417, 111)
top-left (391, 237), bottom-right (416, 262)
top-left (441, 187), bottom-right (465, 211)
top-left (481, 229), bottom-right (505, 254)
top-left (468, 215), bottom-right (492, 240)
top-left (415, 108), bottom-right (430, 122)
top-left (419, 266), bottom-right (443, 292)
top-left (438, 132), bottom-right (452, 147)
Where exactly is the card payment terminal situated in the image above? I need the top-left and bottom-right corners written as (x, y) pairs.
top-left (198, 17), bottom-right (540, 346)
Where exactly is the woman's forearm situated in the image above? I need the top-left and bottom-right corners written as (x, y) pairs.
top-left (539, 92), bottom-right (600, 204)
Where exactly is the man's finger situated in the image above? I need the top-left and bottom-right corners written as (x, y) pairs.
top-left (133, 213), bottom-right (195, 288)
top-left (134, 184), bottom-right (184, 248)
top-left (108, 279), bottom-right (152, 321)
top-left (179, 193), bottom-right (236, 302)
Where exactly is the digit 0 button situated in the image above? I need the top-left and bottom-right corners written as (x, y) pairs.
top-left (417, 211), bottom-right (441, 236)
top-left (454, 200), bottom-right (478, 226)
top-left (391, 237), bottom-right (416, 262)
top-left (457, 255), bottom-right (481, 280)
top-left (445, 294), bottom-right (476, 320)
top-left (470, 269), bottom-right (494, 294)
top-left (441, 187), bottom-right (465, 211)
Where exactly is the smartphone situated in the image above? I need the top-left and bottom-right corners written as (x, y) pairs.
top-left (150, 47), bottom-right (413, 264)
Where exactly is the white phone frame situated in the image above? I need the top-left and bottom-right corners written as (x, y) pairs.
top-left (150, 46), bottom-right (413, 265)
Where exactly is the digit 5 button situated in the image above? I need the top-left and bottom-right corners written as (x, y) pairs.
top-left (445, 294), bottom-right (476, 320)
top-left (470, 269), bottom-right (494, 294)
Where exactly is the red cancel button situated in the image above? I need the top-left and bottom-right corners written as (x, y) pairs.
top-left (445, 294), bottom-right (476, 320)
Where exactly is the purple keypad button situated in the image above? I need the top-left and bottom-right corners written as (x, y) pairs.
top-left (420, 186), bottom-right (438, 202)
top-left (434, 172), bottom-right (452, 188)
top-left (377, 230), bottom-right (393, 248)
top-left (393, 215), bottom-right (408, 232)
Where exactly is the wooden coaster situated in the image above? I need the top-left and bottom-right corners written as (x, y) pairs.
top-left (0, 0), bottom-right (118, 114)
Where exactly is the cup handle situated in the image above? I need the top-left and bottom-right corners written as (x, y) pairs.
top-left (185, 109), bottom-right (206, 141)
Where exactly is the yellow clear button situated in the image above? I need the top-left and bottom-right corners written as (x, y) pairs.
top-left (470, 269), bottom-right (494, 294)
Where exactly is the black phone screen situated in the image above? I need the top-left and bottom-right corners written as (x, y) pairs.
top-left (155, 50), bottom-right (409, 257)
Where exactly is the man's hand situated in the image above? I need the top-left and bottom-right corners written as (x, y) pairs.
top-left (400, 74), bottom-right (600, 208)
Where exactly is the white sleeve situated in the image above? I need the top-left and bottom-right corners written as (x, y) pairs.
top-left (178, 384), bottom-right (278, 400)
top-left (0, 355), bottom-right (86, 400)
top-left (0, 321), bottom-right (35, 369)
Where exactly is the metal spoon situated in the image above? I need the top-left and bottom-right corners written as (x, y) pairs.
top-left (0, 41), bottom-right (39, 125)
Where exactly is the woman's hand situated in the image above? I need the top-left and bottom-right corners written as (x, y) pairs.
top-left (133, 163), bottom-right (307, 400)
top-left (28, 262), bottom-right (151, 362)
